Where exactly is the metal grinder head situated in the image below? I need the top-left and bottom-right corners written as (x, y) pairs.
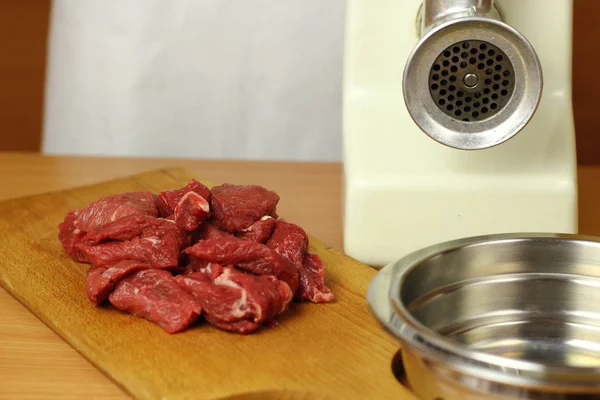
top-left (403, 9), bottom-right (543, 150)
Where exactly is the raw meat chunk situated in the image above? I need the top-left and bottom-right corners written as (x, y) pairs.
top-left (78, 239), bottom-right (177, 269)
top-left (80, 215), bottom-right (171, 243)
top-left (85, 260), bottom-right (150, 305)
top-left (266, 220), bottom-right (308, 271)
top-left (58, 210), bottom-right (87, 262)
top-left (266, 220), bottom-right (333, 303)
top-left (203, 316), bottom-right (261, 334)
top-left (210, 184), bottom-right (279, 233)
top-left (173, 191), bottom-right (210, 231)
top-left (175, 266), bottom-right (292, 334)
top-left (185, 236), bottom-right (299, 294)
top-left (298, 253), bottom-right (334, 303)
top-left (77, 216), bottom-right (189, 269)
top-left (184, 259), bottom-right (210, 275)
top-left (183, 222), bottom-right (230, 270)
top-left (109, 269), bottom-right (201, 334)
top-left (184, 259), bottom-right (226, 279)
top-left (237, 216), bottom-right (277, 244)
top-left (220, 266), bottom-right (293, 317)
top-left (75, 192), bottom-right (158, 232)
top-left (156, 179), bottom-right (211, 218)
top-left (192, 222), bottom-right (231, 242)
top-left (178, 273), bottom-right (254, 324)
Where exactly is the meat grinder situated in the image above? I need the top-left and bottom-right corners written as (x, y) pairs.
top-left (342, 0), bottom-right (577, 267)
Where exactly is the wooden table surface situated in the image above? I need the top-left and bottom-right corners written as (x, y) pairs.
top-left (1, 151), bottom-right (600, 400)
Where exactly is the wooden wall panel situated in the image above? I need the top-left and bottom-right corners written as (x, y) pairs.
top-left (0, 0), bottom-right (599, 164)
top-left (0, 0), bottom-right (50, 152)
top-left (573, 0), bottom-right (600, 165)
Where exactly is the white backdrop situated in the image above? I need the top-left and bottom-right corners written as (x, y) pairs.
top-left (42, 0), bottom-right (345, 162)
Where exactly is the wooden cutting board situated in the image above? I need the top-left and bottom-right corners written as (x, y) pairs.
top-left (0, 167), bottom-right (415, 400)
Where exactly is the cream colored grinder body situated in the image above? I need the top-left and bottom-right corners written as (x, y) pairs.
top-left (342, 0), bottom-right (577, 267)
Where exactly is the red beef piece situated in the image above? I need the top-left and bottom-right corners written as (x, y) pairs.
top-left (237, 216), bottom-right (277, 244)
top-left (184, 258), bottom-right (210, 275)
top-left (109, 269), bottom-right (201, 334)
top-left (175, 266), bottom-right (292, 334)
top-left (184, 259), bottom-right (226, 279)
top-left (58, 210), bottom-right (88, 262)
top-left (178, 273), bottom-right (254, 324)
top-left (173, 191), bottom-right (210, 231)
top-left (184, 236), bottom-right (299, 294)
top-left (81, 215), bottom-right (164, 242)
top-left (184, 222), bottom-right (231, 270)
top-left (210, 184), bottom-right (280, 233)
top-left (203, 316), bottom-right (261, 334)
top-left (192, 222), bottom-right (231, 243)
top-left (156, 179), bottom-right (212, 218)
top-left (265, 220), bottom-right (333, 303)
top-left (77, 216), bottom-right (188, 269)
top-left (298, 253), bottom-right (334, 303)
top-left (219, 266), bottom-right (293, 317)
top-left (85, 260), bottom-right (150, 305)
top-left (75, 192), bottom-right (158, 232)
top-left (178, 279), bottom-right (263, 334)
top-left (266, 220), bottom-right (308, 271)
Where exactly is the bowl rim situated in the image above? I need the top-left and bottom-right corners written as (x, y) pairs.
top-left (387, 232), bottom-right (600, 387)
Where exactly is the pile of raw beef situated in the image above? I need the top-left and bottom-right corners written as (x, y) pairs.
top-left (58, 179), bottom-right (334, 334)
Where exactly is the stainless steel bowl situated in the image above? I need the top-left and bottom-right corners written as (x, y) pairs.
top-left (367, 233), bottom-right (600, 399)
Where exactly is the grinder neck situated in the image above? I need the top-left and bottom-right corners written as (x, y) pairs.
top-left (421, 0), bottom-right (502, 35)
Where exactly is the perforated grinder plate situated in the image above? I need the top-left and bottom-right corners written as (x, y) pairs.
top-left (429, 40), bottom-right (515, 122)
